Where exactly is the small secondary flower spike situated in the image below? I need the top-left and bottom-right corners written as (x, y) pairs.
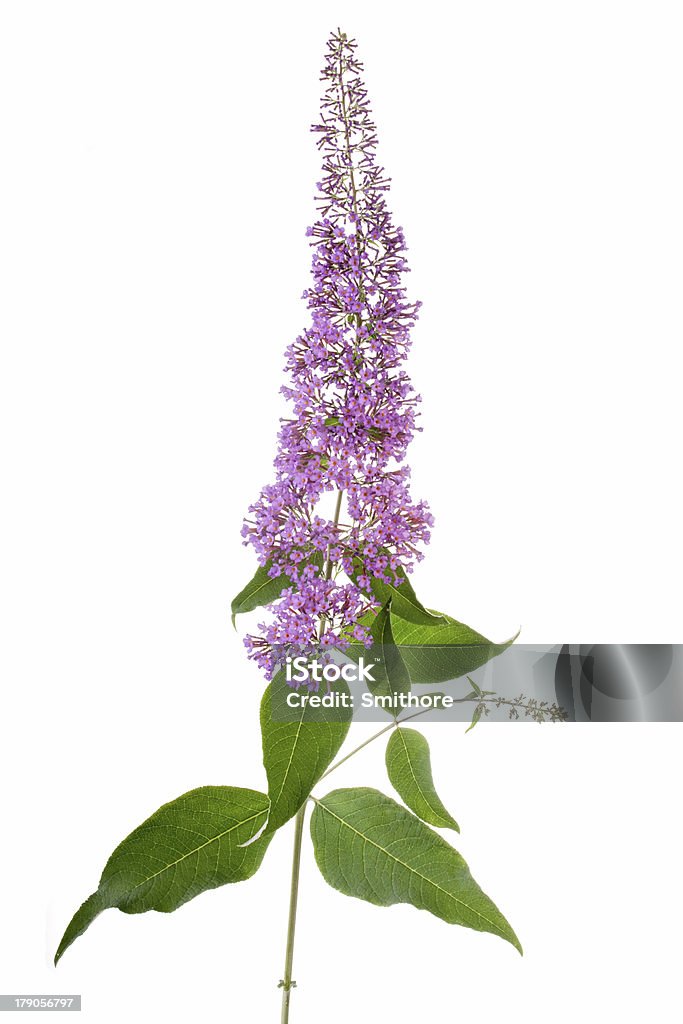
top-left (55, 30), bottom-right (565, 1023)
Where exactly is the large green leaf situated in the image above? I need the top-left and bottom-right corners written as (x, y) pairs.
top-left (55, 786), bottom-right (272, 964)
top-left (310, 787), bottom-right (521, 953)
top-left (390, 612), bottom-right (516, 684)
top-left (366, 600), bottom-right (411, 705)
top-left (386, 727), bottom-right (459, 831)
top-left (351, 557), bottom-right (444, 626)
top-left (231, 553), bottom-right (323, 626)
top-left (261, 670), bottom-right (352, 833)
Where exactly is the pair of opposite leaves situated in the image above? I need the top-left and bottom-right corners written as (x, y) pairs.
top-left (56, 567), bottom-right (520, 962)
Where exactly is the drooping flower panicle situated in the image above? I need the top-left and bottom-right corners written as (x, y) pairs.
top-left (241, 30), bottom-right (434, 674)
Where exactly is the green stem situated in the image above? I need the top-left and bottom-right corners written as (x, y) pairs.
top-left (319, 703), bottom-right (439, 782)
top-left (279, 803), bottom-right (306, 1024)
top-left (277, 37), bottom-right (375, 1016)
top-left (317, 489), bottom-right (344, 642)
top-left (325, 490), bottom-right (344, 581)
top-left (280, 488), bottom-right (344, 1022)
top-left (320, 721), bottom-right (397, 781)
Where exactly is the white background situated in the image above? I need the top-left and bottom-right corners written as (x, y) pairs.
top-left (1, 1), bottom-right (682, 1021)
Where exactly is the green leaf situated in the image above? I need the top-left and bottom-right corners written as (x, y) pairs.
top-left (351, 557), bottom-right (445, 626)
top-left (373, 567), bottom-right (445, 626)
top-left (467, 675), bottom-right (483, 697)
top-left (310, 788), bottom-right (521, 953)
top-left (390, 612), bottom-right (517, 684)
top-left (385, 727), bottom-right (459, 831)
top-left (366, 600), bottom-right (411, 706)
top-left (261, 670), bottom-right (352, 833)
top-left (231, 562), bottom-right (291, 626)
top-left (55, 786), bottom-right (272, 964)
top-left (231, 553), bottom-right (323, 626)
top-left (466, 707), bottom-right (483, 733)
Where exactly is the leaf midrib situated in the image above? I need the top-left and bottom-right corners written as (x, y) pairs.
top-left (396, 729), bottom-right (450, 826)
top-left (378, 578), bottom-right (442, 622)
top-left (106, 808), bottom-right (266, 896)
top-left (314, 798), bottom-right (507, 938)
top-left (274, 714), bottom-right (305, 806)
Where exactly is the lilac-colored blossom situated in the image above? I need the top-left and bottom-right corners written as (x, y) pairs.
top-left (242, 30), bottom-right (434, 676)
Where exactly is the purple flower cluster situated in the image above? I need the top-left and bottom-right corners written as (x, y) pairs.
top-left (242, 30), bottom-right (434, 675)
